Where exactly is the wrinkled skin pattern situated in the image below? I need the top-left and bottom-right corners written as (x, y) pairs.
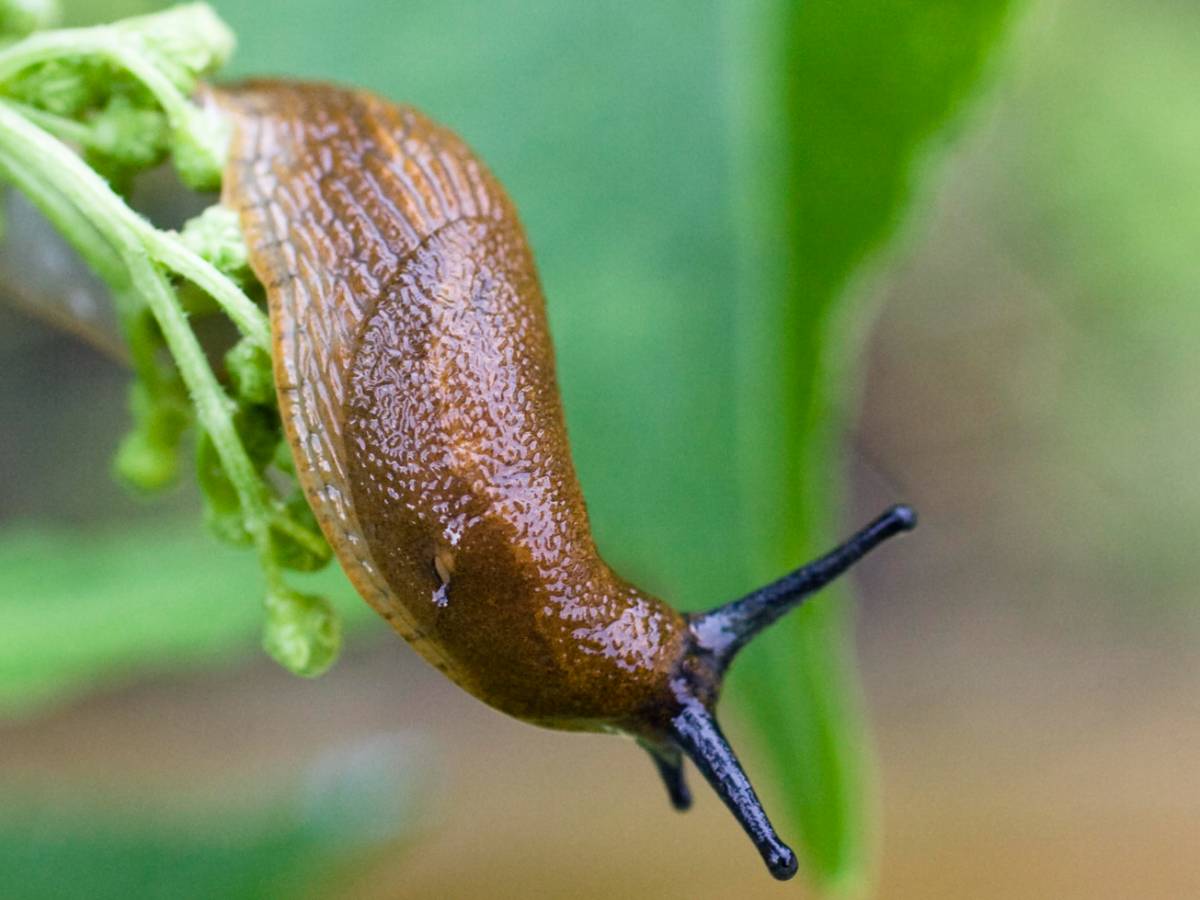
top-left (215, 81), bottom-right (687, 733)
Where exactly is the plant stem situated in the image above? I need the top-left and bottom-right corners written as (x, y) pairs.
top-left (0, 144), bottom-right (161, 388)
top-left (0, 98), bottom-right (89, 145)
top-left (0, 100), bottom-right (268, 345)
top-left (0, 29), bottom-right (191, 131)
top-left (123, 250), bottom-right (283, 592)
top-left (0, 3), bottom-right (337, 675)
top-left (0, 98), bottom-right (283, 591)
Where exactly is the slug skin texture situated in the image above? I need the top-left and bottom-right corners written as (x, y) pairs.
top-left (208, 79), bottom-right (916, 881)
top-left (214, 81), bottom-right (687, 733)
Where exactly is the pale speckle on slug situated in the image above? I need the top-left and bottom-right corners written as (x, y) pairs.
top-left (204, 78), bottom-right (914, 882)
top-left (213, 80), bottom-right (688, 728)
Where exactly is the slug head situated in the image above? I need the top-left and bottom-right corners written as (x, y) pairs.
top-left (637, 504), bottom-right (917, 881)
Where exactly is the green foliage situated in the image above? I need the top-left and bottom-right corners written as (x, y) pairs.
top-left (270, 490), bottom-right (333, 573)
top-left (181, 204), bottom-right (250, 283)
top-left (725, 0), bottom-right (1017, 888)
top-left (112, 1), bottom-right (231, 93)
top-left (0, 812), bottom-right (323, 900)
top-left (263, 588), bottom-right (342, 678)
top-left (112, 375), bottom-right (189, 491)
top-left (0, 0), bottom-right (58, 38)
top-left (4, 0), bottom-right (1019, 889)
top-left (86, 94), bottom-right (168, 171)
top-left (224, 338), bottom-right (275, 406)
top-left (4, 58), bottom-right (102, 116)
top-left (169, 100), bottom-right (228, 189)
top-left (219, 0), bottom-right (1013, 885)
top-left (0, 5), bottom-right (338, 676)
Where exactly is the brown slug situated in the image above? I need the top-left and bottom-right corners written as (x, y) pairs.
top-left (209, 80), bottom-right (916, 881)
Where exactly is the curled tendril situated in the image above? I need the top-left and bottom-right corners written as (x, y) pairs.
top-left (0, 3), bottom-right (340, 676)
top-left (264, 589), bottom-right (342, 678)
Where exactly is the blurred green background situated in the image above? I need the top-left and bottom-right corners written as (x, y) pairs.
top-left (1, 0), bottom-right (1198, 897)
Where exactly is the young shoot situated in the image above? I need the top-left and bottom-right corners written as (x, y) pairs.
top-left (0, 2), bottom-right (339, 676)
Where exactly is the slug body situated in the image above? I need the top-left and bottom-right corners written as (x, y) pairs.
top-left (216, 81), bottom-right (685, 733)
top-left (212, 80), bottom-right (915, 880)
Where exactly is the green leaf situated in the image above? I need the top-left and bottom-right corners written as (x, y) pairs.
top-left (724, 0), bottom-right (1017, 889)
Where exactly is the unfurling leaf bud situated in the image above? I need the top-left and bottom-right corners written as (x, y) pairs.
top-left (263, 589), bottom-right (341, 677)
top-left (171, 102), bottom-right (229, 191)
top-left (181, 204), bottom-right (248, 279)
top-left (225, 337), bottom-right (275, 407)
top-left (115, 3), bottom-right (235, 93)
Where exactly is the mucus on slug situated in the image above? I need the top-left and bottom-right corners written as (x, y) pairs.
top-left (208, 79), bottom-right (917, 882)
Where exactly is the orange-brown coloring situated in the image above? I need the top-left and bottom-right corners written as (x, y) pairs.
top-left (207, 80), bottom-right (916, 881)
top-left (214, 81), bottom-right (687, 735)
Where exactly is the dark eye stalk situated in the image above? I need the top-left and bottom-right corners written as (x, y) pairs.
top-left (217, 77), bottom-right (918, 885)
top-left (648, 504), bottom-right (917, 881)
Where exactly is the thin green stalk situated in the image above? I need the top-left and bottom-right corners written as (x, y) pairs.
top-left (0, 101), bottom-right (277, 584)
top-left (0, 30), bottom-right (113, 80)
top-left (0, 3), bottom-right (337, 676)
top-left (0, 21), bottom-right (194, 133)
top-left (0, 100), bottom-right (268, 346)
top-left (123, 250), bottom-right (281, 589)
top-left (105, 42), bottom-right (194, 132)
top-left (145, 230), bottom-right (268, 343)
top-left (267, 509), bottom-right (330, 559)
top-left (0, 145), bottom-right (122, 284)
top-left (0, 98), bottom-right (89, 145)
top-left (0, 145), bottom-right (162, 391)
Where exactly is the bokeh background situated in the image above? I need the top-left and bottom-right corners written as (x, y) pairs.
top-left (1, 0), bottom-right (1197, 897)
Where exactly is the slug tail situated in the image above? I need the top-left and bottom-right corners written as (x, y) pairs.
top-left (670, 699), bottom-right (798, 881)
top-left (690, 504), bottom-right (917, 670)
